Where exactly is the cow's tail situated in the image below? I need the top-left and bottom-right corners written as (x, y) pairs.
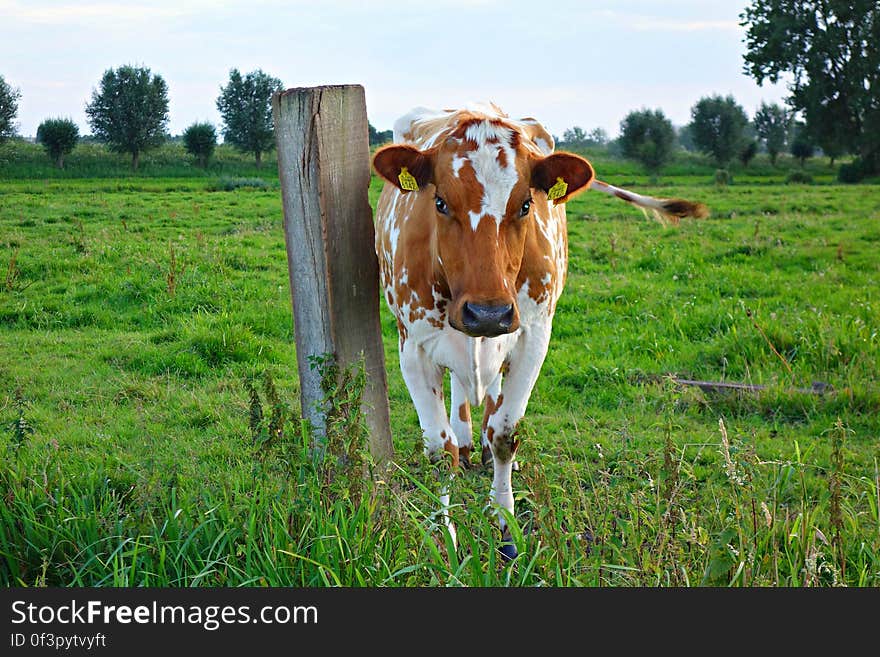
top-left (589, 180), bottom-right (709, 225)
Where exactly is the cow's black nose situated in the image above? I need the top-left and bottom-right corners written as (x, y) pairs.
top-left (461, 302), bottom-right (515, 337)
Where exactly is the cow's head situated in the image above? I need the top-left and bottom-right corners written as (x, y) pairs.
top-left (373, 118), bottom-right (593, 337)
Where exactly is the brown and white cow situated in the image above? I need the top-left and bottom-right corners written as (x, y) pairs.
top-left (372, 103), bottom-right (706, 559)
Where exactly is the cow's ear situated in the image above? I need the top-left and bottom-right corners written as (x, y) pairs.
top-left (531, 152), bottom-right (594, 204)
top-left (372, 145), bottom-right (434, 192)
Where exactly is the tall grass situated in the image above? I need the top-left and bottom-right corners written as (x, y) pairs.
top-left (2, 370), bottom-right (877, 586)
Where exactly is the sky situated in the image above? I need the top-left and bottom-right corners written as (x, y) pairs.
top-left (0, 0), bottom-right (791, 140)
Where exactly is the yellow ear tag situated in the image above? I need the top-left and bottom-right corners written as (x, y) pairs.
top-left (398, 167), bottom-right (419, 192)
top-left (547, 177), bottom-right (568, 202)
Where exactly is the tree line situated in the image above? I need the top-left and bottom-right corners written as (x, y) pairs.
top-left (1, 1), bottom-right (875, 178)
top-left (0, 66), bottom-right (394, 172)
top-left (0, 66), bottom-right (283, 171)
top-left (561, 0), bottom-right (877, 182)
top-left (560, 95), bottom-right (816, 175)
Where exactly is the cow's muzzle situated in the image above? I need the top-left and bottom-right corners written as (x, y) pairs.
top-left (460, 302), bottom-right (515, 337)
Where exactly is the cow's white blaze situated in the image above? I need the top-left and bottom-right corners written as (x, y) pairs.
top-left (463, 121), bottom-right (518, 232)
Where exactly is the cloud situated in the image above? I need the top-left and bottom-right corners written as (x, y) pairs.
top-left (590, 6), bottom-right (742, 33)
top-left (0, 0), bottom-right (225, 25)
top-left (630, 18), bottom-right (741, 32)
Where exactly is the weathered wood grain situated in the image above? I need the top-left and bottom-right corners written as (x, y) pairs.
top-left (273, 85), bottom-right (393, 463)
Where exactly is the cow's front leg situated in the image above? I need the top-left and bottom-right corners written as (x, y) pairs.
top-left (399, 341), bottom-right (459, 546)
top-left (480, 373), bottom-right (502, 468)
top-left (483, 325), bottom-right (552, 560)
top-left (449, 374), bottom-right (473, 468)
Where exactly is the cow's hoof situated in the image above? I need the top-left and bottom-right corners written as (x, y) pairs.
top-left (481, 447), bottom-right (493, 469)
top-left (499, 540), bottom-right (518, 562)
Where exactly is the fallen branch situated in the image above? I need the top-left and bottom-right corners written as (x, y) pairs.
top-left (671, 378), bottom-right (832, 396)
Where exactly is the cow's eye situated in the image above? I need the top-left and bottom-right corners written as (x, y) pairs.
top-left (519, 198), bottom-right (532, 217)
top-left (435, 196), bottom-right (449, 215)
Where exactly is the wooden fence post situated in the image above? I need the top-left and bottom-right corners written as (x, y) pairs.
top-left (273, 84), bottom-right (394, 464)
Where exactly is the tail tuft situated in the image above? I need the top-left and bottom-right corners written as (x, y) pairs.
top-left (659, 198), bottom-right (710, 222)
top-left (589, 179), bottom-right (709, 226)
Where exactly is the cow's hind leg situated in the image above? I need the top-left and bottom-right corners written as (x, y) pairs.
top-left (400, 342), bottom-right (459, 546)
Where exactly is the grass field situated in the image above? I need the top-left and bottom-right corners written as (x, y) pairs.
top-left (1, 140), bottom-right (879, 586)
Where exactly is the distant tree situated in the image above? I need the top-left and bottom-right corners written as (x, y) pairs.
top-left (0, 74), bottom-right (21, 143)
top-left (85, 65), bottom-right (169, 171)
top-left (790, 122), bottom-right (815, 166)
top-left (618, 108), bottom-right (676, 176)
top-left (369, 123), bottom-right (393, 146)
top-left (741, 0), bottom-right (880, 173)
top-left (561, 126), bottom-right (587, 147)
top-left (689, 94), bottom-right (749, 166)
top-left (216, 69), bottom-right (283, 167)
top-left (752, 102), bottom-right (790, 165)
top-left (739, 140), bottom-right (759, 167)
top-left (36, 118), bottom-right (79, 168)
top-left (676, 124), bottom-right (697, 152)
top-left (806, 102), bottom-right (847, 166)
top-left (561, 126), bottom-right (609, 148)
top-left (587, 127), bottom-right (609, 146)
top-left (817, 130), bottom-right (845, 167)
top-left (182, 122), bottom-right (217, 168)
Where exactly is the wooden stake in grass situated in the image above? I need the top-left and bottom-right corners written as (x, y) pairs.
top-left (609, 234), bottom-right (617, 270)
top-left (73, 219), bottom-right (86, 254)
top-left (166, 241), bottom-right (178, 297)
top-left (745, 307), bottom-right (793, 377)
top-left (273, 84), bottom-right (393, 464)
top-left (830, 417), bottom-right (846, 581)
top-left (5, 248), bottom-right (19, 292)
top-left (875, 457), bottom-right (880, 542)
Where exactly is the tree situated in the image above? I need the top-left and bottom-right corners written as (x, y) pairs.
top-left (739, 140), bottom-right (759, 167)
top-left (0, 74), bottom-right (21, 143)
top-left (676, 124), bottom-right (698, 152)
top-left (561, 126), bottom-right (587, 147)
top-left (618, 108), bottom-right (676, 176)
top-left (216, 69), bottom-right (282, 167)
top-left (182, 122), bottom-right (217, 168)
top-left (790, 122), bottom-right (815, 166)
top-left (752, 102), bottom-right (790, 165)
top-left (36, 118), bottom-right (79, 168)
top-left (689, 95), bottom-right (749, 166)
top-left (817, 130), bottom-right (845, 167)
top-left (587, 127), bottom-right (609, 146)
top-left (807, 103), bottom-right (847, 166)
top-left (561, 126), bottom-right (608, 148)
top-left (85, 65), bottom-right (169, 171)
top-left (369, 123), bottom-right (393, 146)
top-left (741, 0), bottom-right (880, 173)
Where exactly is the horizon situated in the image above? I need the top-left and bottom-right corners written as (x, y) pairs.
top-left (1, 0), bottom-right (790, 141)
